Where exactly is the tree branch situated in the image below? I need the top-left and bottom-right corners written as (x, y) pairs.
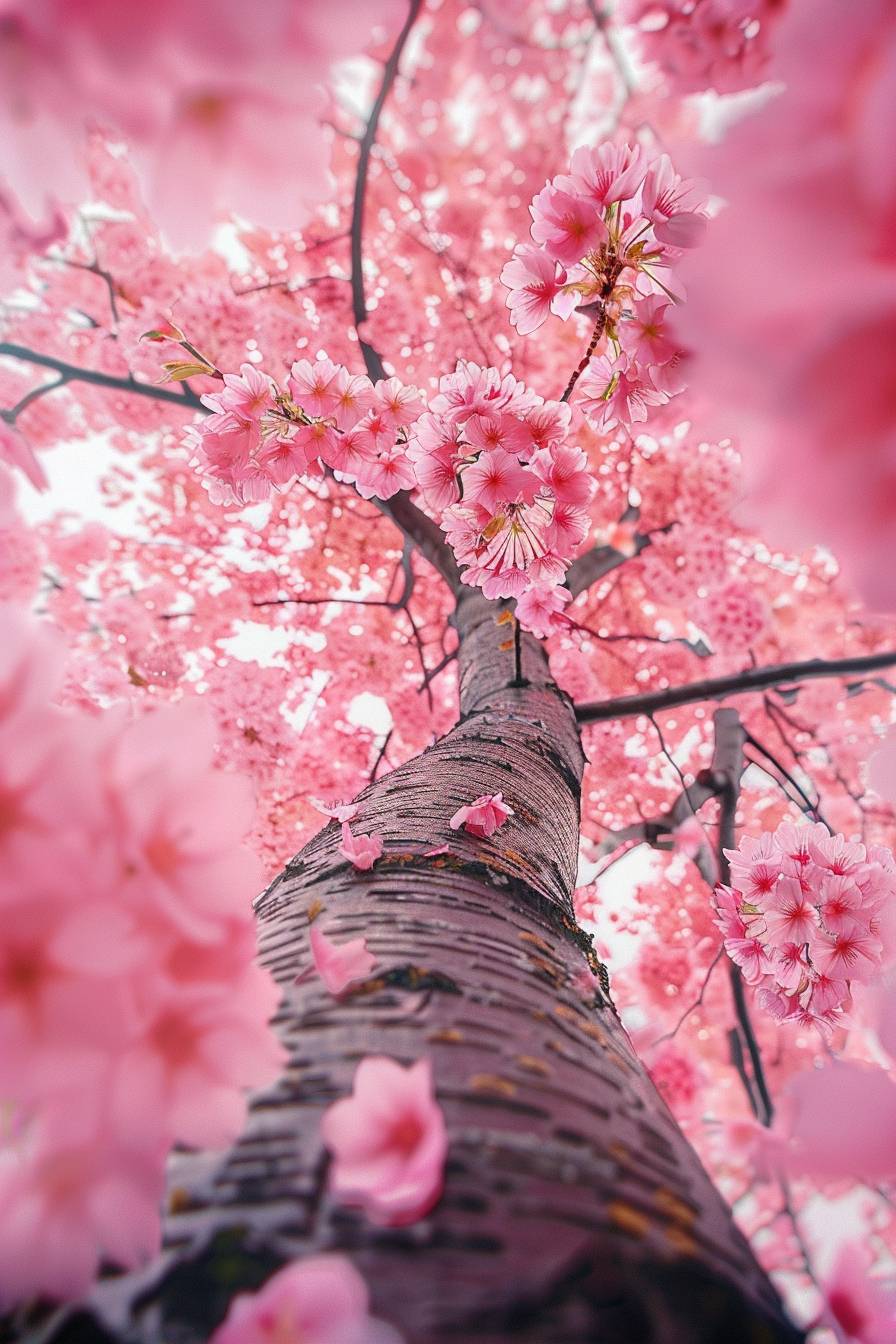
top-left (350, 0), bottom-right (423, 383)
top-left (565, 528), bottom-right (651, 597)
top-left (0, 341), bottom-right (205, 410)
top-left (713, 709), bottom-right (775, 1127)
top-left (345, 0), bottom-right (460, 592)
top-left (575, 649), bottom-right (896, 724)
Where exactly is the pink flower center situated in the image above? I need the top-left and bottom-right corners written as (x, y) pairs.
top-left (389, 1112), bottom-right (424, 1157)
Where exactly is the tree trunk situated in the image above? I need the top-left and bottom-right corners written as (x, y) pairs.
top-left (46, 590), bottom-right (803, 1344)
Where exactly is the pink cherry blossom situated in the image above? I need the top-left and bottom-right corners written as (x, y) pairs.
top-left (501, 141), bottom-right (706, 431)
top-left (310, 927), bottom-right (377, 997)
top-left (577, 353), bottom-right (667, 431)
top-left (373, 378), bottom-right (425, 432)
top-left (186, 354), bottom-right (422, 509)
top-left (321, 1057), bottom-right (447, 1227)
top-left (529, 183), bottom-right (608, 266)
top-left (640, 156), bottom-right (708, 249)
top-left (410, 363), bottom-right (590, 601)
top-left (500, 245), bottom-right (576, 335)
top-left (208, 1255), bottom-right (403, 1344)
top-left (463, 449), bottom-right (538, 515)
top-left (449, 792), bottom-right (514, 838)
top-left (562, 141), bottom-right (648, 208)
top-left (515, 584), bottom-right (571, 638)
top-left (339, 823), bottom-right (384, 872)
top-left (289, 358), bottom-right (342, 420)
top-left (352, 447), bottom-right (417, 501)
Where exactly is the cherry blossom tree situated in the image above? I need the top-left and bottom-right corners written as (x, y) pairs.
top-left (2, 2), bottom-right (896, 1342)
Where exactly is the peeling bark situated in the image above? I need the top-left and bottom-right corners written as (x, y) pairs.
top-left (38, 591), bottom-right (802, 1344)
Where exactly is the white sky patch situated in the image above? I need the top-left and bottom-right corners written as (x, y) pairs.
top-left (348, 692), bottom-right (393, 736)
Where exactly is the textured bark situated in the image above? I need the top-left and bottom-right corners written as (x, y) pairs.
top-left (40, 590), bottom-right (802, 1344)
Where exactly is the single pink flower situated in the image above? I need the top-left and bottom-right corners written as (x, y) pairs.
top-left (562, 141), bottom-right (648, 208)
top-left (373, 377), bottom-right (425, 431)
top-left (352, 447), bottom-right (417, 501)
top-left (208, 1254), bottom-right (402, 1344)
top-left (763, 875), bottom-right (818, 947)
top-left (339, 822), bottom-right (384, 871)
top-left (515, 584), bottom-right (571, 639)
top-left (329, 369), bottom-right (376, 429)
top-left (640, 154), bottom-right (708, 248)
top-left (529, 183), bottom-right (607, 266)
top-left (577, 352), bottom-right (667, 430)
top-left (449, 792), bottom-right (514, 838)
top-left (813, 921), bottom-right (882, 984)
top-left (288, 358), bottom-right (342, 419)
top-left (310, 927), bottom-right (376, 996)
top-left (462, 449), bottom-right (538, 515)
top-left (500, 244), bottom-right (576, 335)
top-left (213, 364), bottom-right (274, 423)
top-left (322, 1057), bottom-right (447, 1227)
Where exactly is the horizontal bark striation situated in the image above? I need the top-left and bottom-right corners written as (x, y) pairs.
top-left (39, 594), bottom-right (801, 1344)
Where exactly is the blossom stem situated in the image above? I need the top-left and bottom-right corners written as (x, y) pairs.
top-left (714, 710), bottom-right (775, 1127)
top-left (560, 310), bottom-right (606, 403)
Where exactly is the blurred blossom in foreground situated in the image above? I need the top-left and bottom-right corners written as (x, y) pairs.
top-left (0, 1), bottom-right (403, 248)
top-left (682, 0), bottom-right (896, 610)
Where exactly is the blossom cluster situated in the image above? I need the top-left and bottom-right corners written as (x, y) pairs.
top-left (187, 359), bottom-right (424, 507)
top-left (501, 142), bottom-right (708, 430)
top-left (408, 361), bottom-right (593, 600)
top-left (0, 606), bottom-right (284, 1304)
top-left (713, 822), bottom-right (896, 1030)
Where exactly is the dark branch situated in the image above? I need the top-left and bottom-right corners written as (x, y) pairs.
top-left (0, 342), bottom-right (205, 411)
top-left (346, 0), bottom-right (460, 593)
top-left (350, 0), bottom-right (423, 383)
top-left (575, 649), bottom-right (896, 724)
top-left (713, 710), bottom-right (774, 1127)
top-left (565, 529), bottom-right (651, 597)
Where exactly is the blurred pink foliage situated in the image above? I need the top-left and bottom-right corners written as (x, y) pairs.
top-left (0, 0), bottom-right (403, 247)
top-left (683, 0), bottom-right (896, 609)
